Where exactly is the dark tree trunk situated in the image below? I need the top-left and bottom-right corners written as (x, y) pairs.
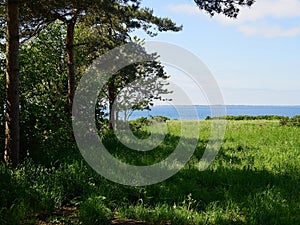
top-left (115, 109), bottom-right (119, 127)
top-left (66, 21), bottom-right (75, 116)
top-left (108, 81), bottom-right (115, 130)
top-left (4, 0), bottom-right (20, 168)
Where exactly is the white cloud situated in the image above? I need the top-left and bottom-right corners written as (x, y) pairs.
top-left (238, 23), bottom-right (300, 38)
top-left (167, 4), bottom-right (202, 16)
top-left (238, 0), bottom-right (300, 22)
top-left (167, 0), bottom-right (300, 38)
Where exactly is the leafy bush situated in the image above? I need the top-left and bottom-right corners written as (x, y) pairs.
top-left (280, 115), bottom-right (300, 126)
top-left (129, 116), bottom-right (170, 130)
top-left (150, 115), bottom-right (170, 122)
top-left (129, 117), bottom-right (151, 130)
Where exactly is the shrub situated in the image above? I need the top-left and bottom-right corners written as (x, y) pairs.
top-left (129, 117), bottom-right (150, 130)
top-left (280, 115), bottom-right (300, 127)
top-left (150, 115), bottom-right (170, 122)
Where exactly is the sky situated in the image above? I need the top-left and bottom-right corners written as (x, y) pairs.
top-left (133, 0), bottom-right (300, 105)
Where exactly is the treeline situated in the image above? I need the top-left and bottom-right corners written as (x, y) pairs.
top-left (206, 115), bottom-right (300, 127)
top-left (206, 115), bottom-right (288, 121)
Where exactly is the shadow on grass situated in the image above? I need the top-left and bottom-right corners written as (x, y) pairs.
top-left (2, 124), bottom-right (298, 225)
top-left (98, 131), bottom-right (300, 224)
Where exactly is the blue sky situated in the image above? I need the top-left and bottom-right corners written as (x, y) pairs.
top-left (134, 0), bottom-right (300, 105)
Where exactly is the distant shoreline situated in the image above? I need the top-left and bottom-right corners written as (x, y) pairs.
top-left (129, 105), bottom-right (300, 120)
top-left (153, 104), bottom-right (300, 107)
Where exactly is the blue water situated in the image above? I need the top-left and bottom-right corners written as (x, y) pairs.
top-left (129, 105), bottom-right (300, 120)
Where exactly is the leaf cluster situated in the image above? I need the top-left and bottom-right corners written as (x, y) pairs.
top-left (194, 0), bottom-right (255, 18)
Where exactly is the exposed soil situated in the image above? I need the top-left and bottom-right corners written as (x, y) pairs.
top-left (24, 206), bottom-right (153, 225)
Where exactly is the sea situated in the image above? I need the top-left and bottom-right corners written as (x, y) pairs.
top-left (128, 105), bottom-right (300, 120)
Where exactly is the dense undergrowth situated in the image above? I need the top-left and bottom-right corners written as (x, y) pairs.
top-left (1, 118), bottom-right (300, 225)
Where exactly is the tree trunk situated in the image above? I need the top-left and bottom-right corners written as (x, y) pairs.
top-left (4, 0), bottom-right (20, 168)
top-left (124, 110), bottom-right (127, 122)
top-left (115, 109), bottom-right (119, 127)
top-left (108, 81), bottom-right (115, 130)
top-left (66, 21), bottom-right (75, 116)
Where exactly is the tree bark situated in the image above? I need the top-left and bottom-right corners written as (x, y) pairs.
top-left (124, 110), bottom-right (127, 122)
top-left (115, 109), bottom-right (119, 128)
top-left (4, 0), bottom-right (20, 168)
top-left (108, 81), bottom-right (115, 130)
top-left (66, 21), bottom-right (75, 116)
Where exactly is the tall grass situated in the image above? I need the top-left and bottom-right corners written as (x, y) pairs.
top-left (1, 119), bottom-right (299, 224)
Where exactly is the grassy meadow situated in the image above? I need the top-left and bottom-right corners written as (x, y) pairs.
top-left (1, 118), bottom-right (300, 224)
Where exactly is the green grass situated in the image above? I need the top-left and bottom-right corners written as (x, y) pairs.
top-left (1, 119), bottom-right (300, 224)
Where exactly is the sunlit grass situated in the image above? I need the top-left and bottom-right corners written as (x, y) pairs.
top-left (1, 119), bottom-right (300, 224)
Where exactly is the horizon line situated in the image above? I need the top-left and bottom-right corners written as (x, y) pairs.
top-left (152, 104), bottom-right (300, 107)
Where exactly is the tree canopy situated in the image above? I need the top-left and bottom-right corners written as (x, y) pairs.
top-left (1, 0), bottom-right (255, 166)
top-left (194, 0), bottom-right (254, 18)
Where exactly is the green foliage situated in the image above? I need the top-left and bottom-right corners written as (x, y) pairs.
top-left (0, 164), bottom-right (26, 225)
top-left (0, 120), bottom-right (300, 224)
top-left (18, 21), bottom-right (76, 164)
top-left (0, 2), bottom-right (292, 224)
top-left (151, 115), bottom-right (170, 122)
top-left (206, 115), bottom-right (287, 121)
top-left (0, 158), bottom-right (103, 224)
top-left (194, 0), bottom-right (255, 18)
top-left (94, 39), bottom-right (173, 127)
top-left (129, 116), bottom-right (170, 130)
top-left (126, 116), bottom-right (170, 140)
top-left (280, 115), bottom-right (300, 126)
top-left (111, 57), bottom-right (172, 113)
top-left (119, 202), bottom-right (203, 225)
top-left (129, 117), bottom-right (151, 131)
top-left (79, 196), bottom-right (113, 225)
